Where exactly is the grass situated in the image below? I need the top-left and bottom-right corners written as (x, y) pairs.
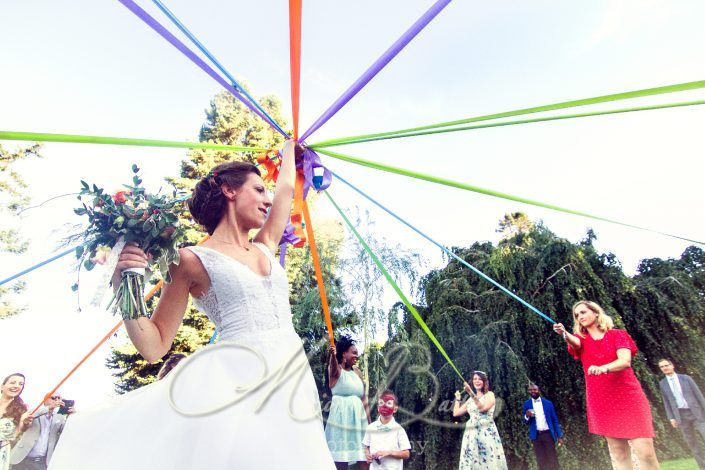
top-left (661, 458), bottom-right (698, 470)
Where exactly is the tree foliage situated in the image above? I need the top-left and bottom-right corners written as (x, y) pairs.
top-left (107, 89), bottom-right (353, 395)
top-left (382, 216), bottom-right (704, 469)
top-left (168, 89), bottom-right (288, 244)
top-left (0, 143), bottom-right (41, 318)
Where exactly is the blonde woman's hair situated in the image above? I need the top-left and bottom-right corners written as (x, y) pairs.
top-left (572, 300), bottom-right (614, 337)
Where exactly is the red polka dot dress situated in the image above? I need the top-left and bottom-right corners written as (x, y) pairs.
top-left (568, 329), bottom-right (654, 439)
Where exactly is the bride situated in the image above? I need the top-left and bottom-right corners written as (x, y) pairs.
top-left (50, 141), bottom-right (335, 469)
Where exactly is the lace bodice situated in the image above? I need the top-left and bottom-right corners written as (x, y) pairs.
top-left (186, 244), bottom-right (296, 342)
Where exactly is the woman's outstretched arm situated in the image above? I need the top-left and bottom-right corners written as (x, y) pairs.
top-left (255, 139), bottom-right (298, 252)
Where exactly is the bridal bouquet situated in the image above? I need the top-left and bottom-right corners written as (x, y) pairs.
top-left (72, 164), bottom-right (186, 320)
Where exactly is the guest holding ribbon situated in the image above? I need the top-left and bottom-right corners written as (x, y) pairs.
top-left (553, 300), bottom-right (659, 470)
top-left (326, 335), bottom-right (371, 469)
top-left (11, 392), bottom-right (73, 470)
top-left (453, 371), bottom-right (507, 470)
top-left (0, 373), bottom-right (32, 470)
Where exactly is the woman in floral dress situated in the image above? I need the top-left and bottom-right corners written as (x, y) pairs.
top-left (0, 373), bottom-right (32, 470)
top-left (453, 372), bottom-right (507, 470)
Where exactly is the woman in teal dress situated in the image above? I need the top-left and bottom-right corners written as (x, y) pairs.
top-left (452, 371), bottom-right (507, 470)
top-left (0, 373), bottom-right (32, 470)
top-left (325, 335), bottom-right (370, 469)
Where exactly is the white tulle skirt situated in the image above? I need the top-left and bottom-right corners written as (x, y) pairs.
top-left (49, 329), bottom-right (335, 469)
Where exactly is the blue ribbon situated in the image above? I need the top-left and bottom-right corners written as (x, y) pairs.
top-left (117, 0), bottom-right (286, 138)
top-left (0, 246), bottom-right (76, 287)
top-left (151, 0), bottom-right (288, 136)
top-left (331, 171), bottom-right (556, 325)
top-left (208, 329), bottom-right (219, 344)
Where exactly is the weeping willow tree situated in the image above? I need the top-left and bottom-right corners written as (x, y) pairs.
top-left (383, 214), bottom-right (704, 470)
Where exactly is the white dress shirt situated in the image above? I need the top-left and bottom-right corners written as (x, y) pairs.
top-left (531, 397), bottom-right (549, 431)
top-left (27, 412), bottom-right (54, 458)
top-left (667, 374), bottom-right (689, 409)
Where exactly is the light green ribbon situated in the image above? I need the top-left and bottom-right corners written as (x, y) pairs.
top-left (324, 190), bottom-right (465, 381)
top-left (317, 148), bottom-right (703, 246)
top-left (311, 99), bottom-right (705, 148)
top-left (311, 80), bottom-right (705, 148)
top-left (0, 131), bottom-right (268, 153)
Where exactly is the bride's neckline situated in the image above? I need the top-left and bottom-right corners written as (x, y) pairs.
top-left (197, 243), bottom-right (273, 278)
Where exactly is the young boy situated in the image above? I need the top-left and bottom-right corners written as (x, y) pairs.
top-left (363, 390), bottom-right (412, 469)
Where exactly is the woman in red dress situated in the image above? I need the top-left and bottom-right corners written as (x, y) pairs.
top-left (553, 300), bottom-right (659, 470)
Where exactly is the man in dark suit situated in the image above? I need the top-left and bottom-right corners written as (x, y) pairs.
top-left (523, 383), bottom-right (564, 470)
top-left (658, 358), bottom-right (705, 469)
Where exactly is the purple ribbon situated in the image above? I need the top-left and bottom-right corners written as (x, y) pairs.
top-left (117, 0), bottom-right (287, 137)
top-left (299, 0), bottom-right (452, 141)
top-left (301, 148), bottom-right (332, 197)
top-left (278, 222), bottom-right (301, 267)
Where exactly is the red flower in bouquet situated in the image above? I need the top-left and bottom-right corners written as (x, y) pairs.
top-left (71, 164), bottom-right (187, 319)
top-left (112, 191), bottom-right (128, 205)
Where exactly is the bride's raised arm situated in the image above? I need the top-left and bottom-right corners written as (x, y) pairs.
top-left (254, 139), bottom-right (298, 252)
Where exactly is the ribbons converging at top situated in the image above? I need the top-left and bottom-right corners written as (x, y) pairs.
top-left (299, 0), bottom-right (453, 141)
top-left (117, 0), bottom-right (288, 137)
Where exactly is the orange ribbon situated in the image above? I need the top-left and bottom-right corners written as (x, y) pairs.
top-left (256, 151), bottom-right (280, 183)
top-left (302, 199), bottom-right (335, 346)
top-left (290, 171), bottom-right (307, 247)
top-left (32, 236), bottom-right (211, 414)
top-left (289, 0), bottom-right (302, 140)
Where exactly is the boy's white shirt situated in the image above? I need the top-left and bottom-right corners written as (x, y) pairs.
top-left (363, 416), bottom-right (412, 470)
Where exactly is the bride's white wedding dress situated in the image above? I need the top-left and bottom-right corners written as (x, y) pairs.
top-left (50, 243), bottom-right (335, 469)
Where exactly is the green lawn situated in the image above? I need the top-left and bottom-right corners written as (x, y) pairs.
top-left (662, 458), bottom-right (698, 470)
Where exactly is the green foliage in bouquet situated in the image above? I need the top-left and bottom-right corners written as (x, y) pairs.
top-left (72, 164), bottom-right (186, 318)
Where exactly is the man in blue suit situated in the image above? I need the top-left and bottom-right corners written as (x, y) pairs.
top-left (523, 383), bottom-right (564, 470)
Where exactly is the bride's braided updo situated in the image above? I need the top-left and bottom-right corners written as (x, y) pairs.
top-left (188, 162), bottom-right (261, 235)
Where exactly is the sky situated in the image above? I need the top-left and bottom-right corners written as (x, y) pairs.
top-left (1, 0), bottom-right (704, 410)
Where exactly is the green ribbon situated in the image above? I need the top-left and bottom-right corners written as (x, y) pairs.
top-left (324, 190), bottom-right (465, 381)
top-left (0, 131), bottom-right (268, 153)
top-left (318, 148), bottom-right (703, 246)
top-left (311, 99), bottom-right (705, 148)
top-left (311, 80), bottom-right (705, 148)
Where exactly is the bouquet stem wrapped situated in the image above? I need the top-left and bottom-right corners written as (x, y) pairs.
top-left (109, 267), bottom-right (149, 320)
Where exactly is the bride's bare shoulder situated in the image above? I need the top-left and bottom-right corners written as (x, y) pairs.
top-left (171, 247), bottom-right (208, 278)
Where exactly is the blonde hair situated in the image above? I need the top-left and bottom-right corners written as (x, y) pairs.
top-left (572, 300), bottom-right (614, 336)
